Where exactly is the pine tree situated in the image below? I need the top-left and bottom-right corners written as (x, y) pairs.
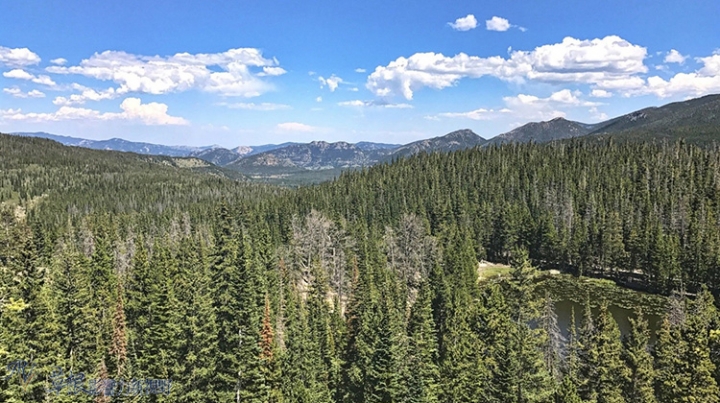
top-left (260, 294), bottom-right (283, 403)
top-left (555, 376), bottom-right (583, 403)
top-left (173, 236), bottom-right (219, 403)
top-left (681, 287), bottom-right (719, 402)
top-left (367, 278), bottom-right (407, 403)
top-left (406, 281), bottom-right (440, 403)
top-left (577, 298), bottom-right (595, 400)
top-left (282, 282), bottom-right (331, 403)
top-left (621, 309), bottom-right (656, 403)
top-left (588, 304), bottom-right (627, 403)
top-left (654, 317), bottom-right (689, 403)
top-left (540, 294), bottom-right (565, 383)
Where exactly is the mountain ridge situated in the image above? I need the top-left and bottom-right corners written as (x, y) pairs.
top-left (10, 93), bottom-right (720, 183)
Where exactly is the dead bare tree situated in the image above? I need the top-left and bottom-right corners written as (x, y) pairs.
top-left (290, 210), bottom-right (350, 308)
top-left (383, 213), bottom-right (438, 305)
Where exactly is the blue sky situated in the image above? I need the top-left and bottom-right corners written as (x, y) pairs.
top-left (1, 0), bottom-right (719, 147)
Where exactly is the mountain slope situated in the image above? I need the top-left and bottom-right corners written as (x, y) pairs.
top-left (488, 117), bottom-right (599, 144)
top-left (191, 147), bottom-right (244, 166)
top-left (227, 141), bottom-right (393, 173)
top-left (390, 129), bottom-right (487, 158)
top-left (12, 132), bottom-right (215, 156)
top-left (591, 94), bottom-right (720, 135)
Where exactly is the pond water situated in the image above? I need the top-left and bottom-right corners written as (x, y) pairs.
top-left (535, 274), bottom-right (667, 343)
top-left (552, 298), bottom-right (662, 343)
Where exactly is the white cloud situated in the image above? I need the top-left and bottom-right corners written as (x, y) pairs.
top-left (258, 66), bottom-right (287, 76)
top-left (437, 107), bottom-right (496, 120)
top-left (31, 75), bottom-right (57, 86)
top-left (277, 122), bottom-right (318, 132)
top-left (44, 48), bottom-right (282, 97)
top-left (219, 102), bottom-right (290, 111)
top-left (50, 58), bottom-right (67, 65)
top-left (3, 87), bottom-right (21, 96)
top-left (339, 100), bottom-right (365, 107)
top-left (338, 99), bottom-right (413, 108)
top-left (0, 46), bottom-right (41, 67)
top-left (699, 54), bottom-right (720, 76)
top-left (53, 86), bottom-right (117, 105)
top-left (355, 68), bottom-right (366, 73)
top-left (641, 54), bottom-right (720, 98)
top-left (0, 97), bottom-right (188, 125)
top-left (367, 35), bottom-right (648, 99)
top-left (485, 16), bottom-right (510, 32)
top-left (664, 49), bottom-right (687, 64)
top-left (3, 87), bottom-right (45, 98)
top-left (589, 106), bottom-right (608, 121)
top-left (449, 14), bottom-right (478, 31)
top-left (431, 89), bottom-right (596, 121)
top-left (319, 74), bottom-right (343, 91)
top-left (3, 69), bottom-right (33, 80)
top-left (3, 68), bottom-right (57, 87)
top-left (316, 96), bottom-right (322, 102)
top-left (350, 87), bottom-right (359, 92)
top-left (119, 97), bottom-right (188, 125)
top-left (591, 89), bottom-right (612, 98)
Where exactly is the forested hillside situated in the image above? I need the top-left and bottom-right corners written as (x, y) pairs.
top-left (1, 133), bottom-right (719, 402)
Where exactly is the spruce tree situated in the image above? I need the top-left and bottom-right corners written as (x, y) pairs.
top-left (681, 287), bottom-right (719, 402)
top-left (589, 304), bottom-right (627, 403)
top-left (654, 317), bottom-right (689, 402)
top-left (621, 309), bottom-right (656, 403)
top-left (406, 281), bottom-right (440, 403)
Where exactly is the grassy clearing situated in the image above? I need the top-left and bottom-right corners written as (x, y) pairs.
top-left (477, 261), bottom-right (513, 281)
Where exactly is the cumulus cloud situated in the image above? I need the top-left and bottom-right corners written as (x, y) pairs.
top-left (316, 96), bottom-right (322, 102)
top-left (0, 97), bottom-right (188, 125)
top-left (664, 49), bottom-right (687, 64)
top-left (338, 99), bottom-right (413, 108)
top-left (485, 16), bottom-right (511, 31)
top-left (367, 35), bottom-right (648, 99)
top-left (355, 68), bottom-right (366, 73)
top-left (430, 89), bottom-right (597, 121)
top-left (219, 102), bottom-right (290, 111)
top-left (319, 74), bottom-right (343, 91)
top-left (3, 87), bottom-right (45, 98)
top-left (50, 58), bottom-right (67, 65)
top-left (277, 122), bottom-right (318, 132)
top-left (449, 14), bottom-right (478, 31)
top-left (258, 66), bottom-right (287, 76)
top-left (53, 86), bottom-right (117, 105)
top-left (44, 48), bottom-right (282, 97)
top-left (3, 68), bottom-right (57, 87)
top-left (27, 89), bottom-right (45, 98)
top-left (3, 69), bottom-right (33, 80)
top-left (641, 54), bottom-right (720, 98)
top-left (0, 46), bottom-right (41, 67)
top-left (590, 89), bottom-right (612, 98)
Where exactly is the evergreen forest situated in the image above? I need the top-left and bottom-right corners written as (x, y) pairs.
top-left (1, 133), bottom-right (720, 402)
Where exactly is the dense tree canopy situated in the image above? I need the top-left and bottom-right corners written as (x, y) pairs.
top-left (1, 133), bottom-right (719, 401)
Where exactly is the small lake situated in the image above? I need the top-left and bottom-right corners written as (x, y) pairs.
top-left (553, 298), bottom-right (662, 343)
top-left (536, 274), bottom-right (667, 342)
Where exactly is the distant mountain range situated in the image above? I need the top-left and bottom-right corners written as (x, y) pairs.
top-left (11, 94), bottom-right (720, 183)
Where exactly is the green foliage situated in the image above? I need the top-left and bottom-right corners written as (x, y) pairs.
top-left (4, 133), bottom-right (720, 401)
